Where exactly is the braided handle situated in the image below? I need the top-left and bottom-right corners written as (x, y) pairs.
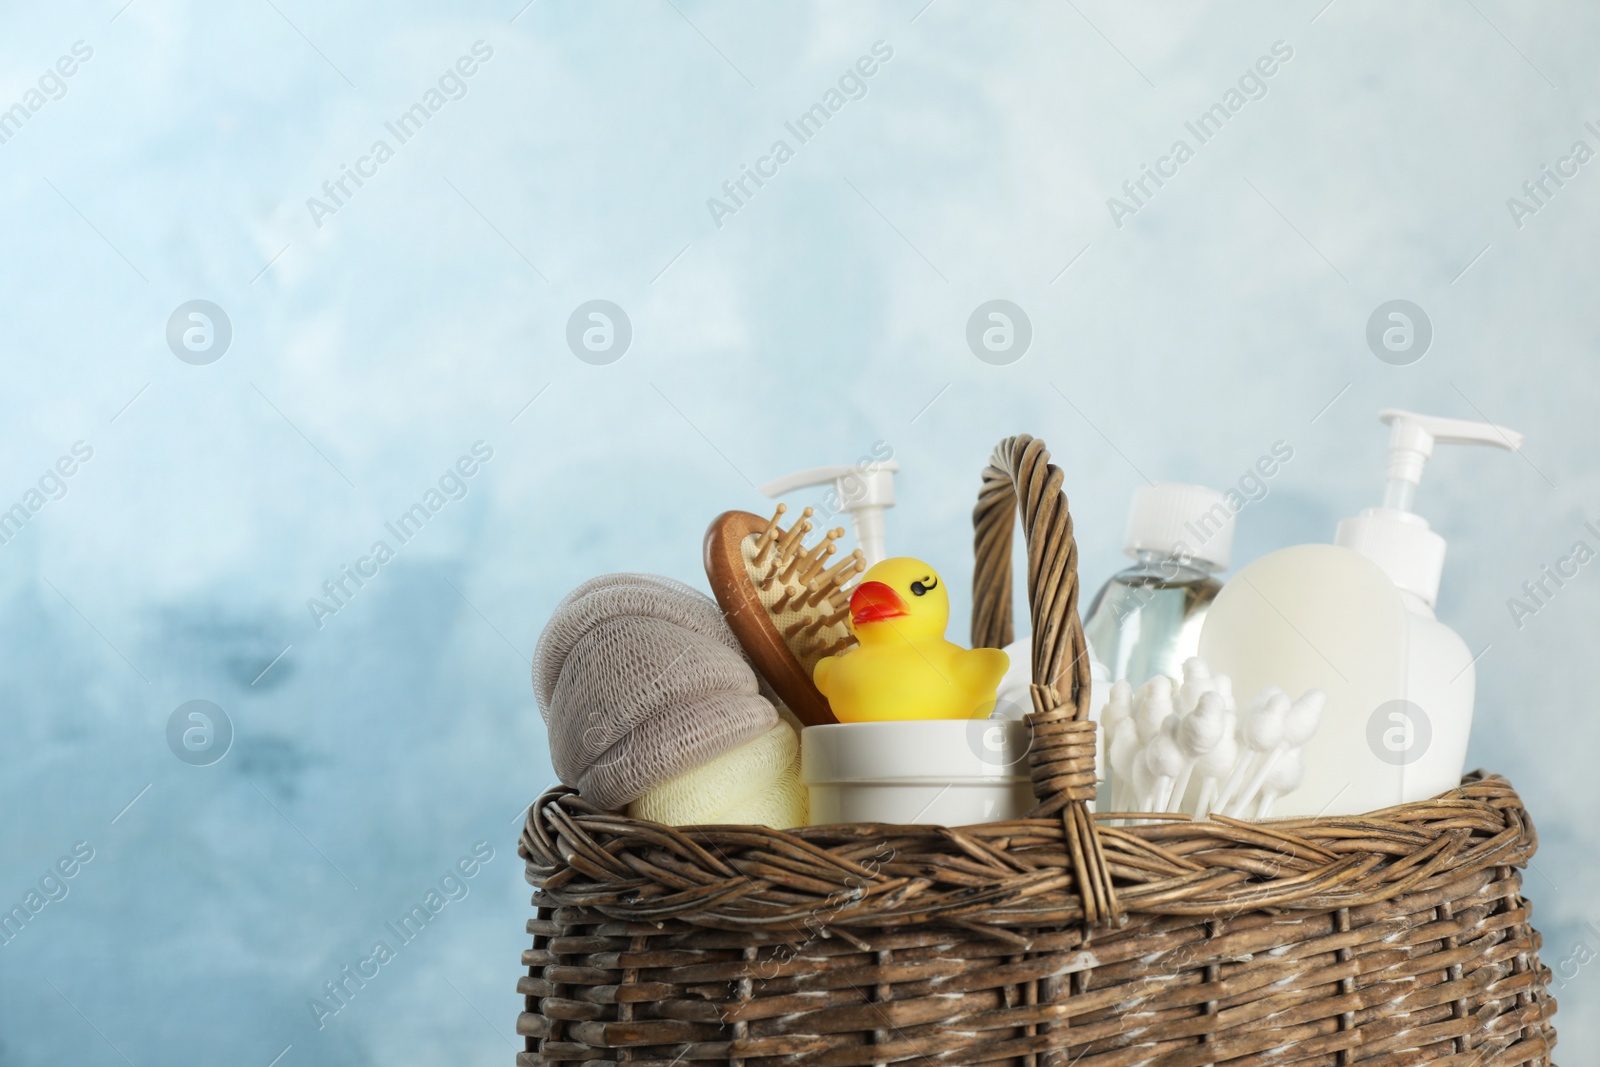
top-left (971, 434), bottom-right (1122, 925)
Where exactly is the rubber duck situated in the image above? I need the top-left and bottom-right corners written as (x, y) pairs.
top-left (813, 557), bottom-right (1009, 723)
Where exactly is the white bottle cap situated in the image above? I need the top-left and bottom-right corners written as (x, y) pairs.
top-left (1335, 509), bottom-right (1447, 607)
top-left (1334, 409), bottom-right (1523, 608)
top-left (1124, 483), bottom-right (1233, 569)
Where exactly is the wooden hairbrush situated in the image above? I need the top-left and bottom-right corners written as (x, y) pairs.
top-left (704, 504), bottom-right (866, 727)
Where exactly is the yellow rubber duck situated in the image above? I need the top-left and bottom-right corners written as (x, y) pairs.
top-left (813, 557), bottom-right (1009, 723)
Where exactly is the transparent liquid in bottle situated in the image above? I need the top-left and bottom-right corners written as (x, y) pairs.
top-left (1083, 553), bottom-right (1223, 685)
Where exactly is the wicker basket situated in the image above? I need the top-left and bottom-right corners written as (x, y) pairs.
top-left (518, 434), bottom-right (1557, 1066)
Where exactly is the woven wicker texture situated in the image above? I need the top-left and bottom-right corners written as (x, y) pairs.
top-left (518, 435), bottom-right (1557, 1066)
top-left (970, 435), bottom-right (1118, 926)
top-left (519, 777), bottom-right (1551, 1065)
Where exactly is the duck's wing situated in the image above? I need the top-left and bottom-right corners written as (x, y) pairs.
top-left (812, 654), bottom-right (836, 696)
top-left (957, 647), bottom-right (1011, 691)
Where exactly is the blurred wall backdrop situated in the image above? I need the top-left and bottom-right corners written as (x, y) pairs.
top-left (2, 1), bottom-right (1598, 1062)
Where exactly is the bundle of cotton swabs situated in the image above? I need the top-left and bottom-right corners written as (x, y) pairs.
top-left (1101, 657), bottom-right (1325, 820)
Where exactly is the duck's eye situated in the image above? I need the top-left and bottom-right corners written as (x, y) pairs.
top-left (910, 576), bottom-right (937, 596)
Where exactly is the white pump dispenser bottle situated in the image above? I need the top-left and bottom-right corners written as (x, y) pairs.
top-left (1335, 410), bottom-right (1524, 609)
top-left (1200, 409), bottom-right (1523, 816)
top-left (761, 460), bottom-right (899, 568)
top-left (1330, 409), bottom-right (1524, 806)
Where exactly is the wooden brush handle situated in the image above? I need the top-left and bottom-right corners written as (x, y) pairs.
top-left (704, 511), bottom-right (838, 727)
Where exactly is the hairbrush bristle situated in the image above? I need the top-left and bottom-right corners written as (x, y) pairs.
top-left (774, 507), bottom-right (814, 563)
top-left (752, 503), bottom-right (786, 566)
top-left (760, 516), bottom-right (812, 591)
top-left (816, 635), bottom-right (857, 658)
top-left (777, 524), bottom-right (816, 582)
top-left (805, 551), bottom-right (863, 607)
top-left (731, 507), bottom-right (866, 683)
top-left (798, 544), bottom-right (834, 585)
top-left (798, 528), bottom-right (843, 584)
top-left (835, 549), bottom-right (865, 582)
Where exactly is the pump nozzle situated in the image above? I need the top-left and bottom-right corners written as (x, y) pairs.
top-left (761, 460), bottom-right (899, 568)
top-left (1336, 409), bottom-right (1525, 609)
top-left (1378, 409), bottom-right (1524, 513)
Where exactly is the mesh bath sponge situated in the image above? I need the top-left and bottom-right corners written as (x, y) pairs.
top-left (627, 715), bottom-right (807, 828)
top-left (534, 573), bottom-right (777, 810)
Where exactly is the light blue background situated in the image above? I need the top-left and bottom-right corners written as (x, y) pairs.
top-left (2, 1), bottom-right (1597, 1062)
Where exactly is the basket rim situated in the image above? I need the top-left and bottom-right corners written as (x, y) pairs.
top-left (519, 771), bottom-right (1537, 935)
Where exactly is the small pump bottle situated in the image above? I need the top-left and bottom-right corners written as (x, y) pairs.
top-left (1084, 483), bottom-right (1235, 686)
top-left (760, 458), bottom-right (898, 568)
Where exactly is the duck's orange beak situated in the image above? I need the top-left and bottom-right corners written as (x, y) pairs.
top-left (850, 581), bottom-right (908, 626)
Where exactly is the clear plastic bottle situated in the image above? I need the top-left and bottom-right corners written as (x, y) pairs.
top-left (1083, 484), bottom-right (1233, 686)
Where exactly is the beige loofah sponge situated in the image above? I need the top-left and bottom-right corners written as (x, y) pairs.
top-left (533, 573), bottom-right (777, 810)
top-left (627, 716), bottom-right (807, 828)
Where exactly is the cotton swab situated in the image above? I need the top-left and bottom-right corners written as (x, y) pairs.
top-left (1108, 716), bottom-right (1141, 811)
top-left (1217, 688), bottom-right (1288, 817)
top-left (1101, 655), bottom-right (1324, 821)
top-left (1129, 743), bottom-right (1155, 816)
top-left (1125, 675), bottom-right (1176, 811)
top-left (1283, 689), bottom-right (1326, 751)
top-left (1192, 713), bottom-right (1239, 818)
top-left (1099, 681), bottom-right (1133, 765)
top-left (1144, 717), bottom-right (1187, 812)
top-left (1177, 657), bottom-right (1213, 716)
top-left (1224, 696), bottom-right (1291, 818)
top-left (1101, 680), bottom-right (1133, 740)
top-left (1212, 673), bottom-right (1233, 711)
top-left (1097, 680), bottom-right (1133, 793)
top-left (1166, 690), bottom-right (1225, 813)
top-left (1253, 747), bottom-right (1306, 819)
top-left (1209, 687), bottom-right (1266, 812)
top-left (1230, 689), bottom-right (1325, 817)
top-left (1133, 676), bottom-right (1173, 743)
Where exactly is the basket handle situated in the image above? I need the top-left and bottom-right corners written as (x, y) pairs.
top-left (971, 434), bottom-right (1122, 926)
